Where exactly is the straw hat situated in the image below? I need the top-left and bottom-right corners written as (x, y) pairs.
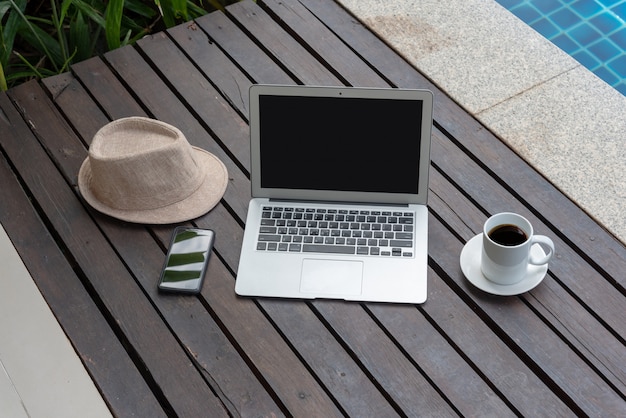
top-left (78, 117), bottom-right (228, 224)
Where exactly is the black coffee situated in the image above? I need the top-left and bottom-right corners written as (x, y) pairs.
top-left (488, 224), bottom-right (528, 246)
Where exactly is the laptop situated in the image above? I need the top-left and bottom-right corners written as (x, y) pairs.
top-left (235, 85), bottom-right (433, 303)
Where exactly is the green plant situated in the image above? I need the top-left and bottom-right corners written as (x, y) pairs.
top-left (0, 0), bottom-right (236, 90)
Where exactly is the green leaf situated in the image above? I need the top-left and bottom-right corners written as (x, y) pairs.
top-left (170, 0), bottom-right (188, 21)
top-left (156, 0), bottom-right (188, 28)
top-left (50, 0), bottom-right (69, 65)
top-left (120, 28), bottom-right (132, 47)
top-left (12, 50), bottom-right (44, 78)
top-left (0, 1), bottom-right (12, 17)
top-left (123, 0), bottom-right (156, 19)
top-left (0, 61), bottom-right (7, 91)
top-left (72, 0), bottom-right (105, 28)
top-left (187, 1), bottom-right (207, 19)
top-left (155, 0), bottom-right (174, 28)
top-left (104, 0), bottom-right (124, 49)
top-left (69, 10), bottom-right (91, 61)
top-left (15, 16), bottom-right (63, 71)
top-left (1, 0), bottom-right (243, 87)
top-left (1, 0), bottom-right (27, 68)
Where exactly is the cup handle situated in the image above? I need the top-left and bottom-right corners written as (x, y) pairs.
top-left (529, 235), bottom-right (554, 265)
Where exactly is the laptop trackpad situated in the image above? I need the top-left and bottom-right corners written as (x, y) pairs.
top-left (300, 259), bottom-right (363, 296)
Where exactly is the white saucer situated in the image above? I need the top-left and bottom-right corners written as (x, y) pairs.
top-left (460, 234), bottom-right (548, 296)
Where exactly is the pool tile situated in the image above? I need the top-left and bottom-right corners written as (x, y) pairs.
top-left (571, 0), bottom-right (603, 17)
top-left (588, 39), bottom-right (621, 61)
top-left (595, 66), bottom-right (620, 84)
top-left (498, 0), bottom-right (525, 7)
top-left (551, 8), bottom-right (580, 28)
top-left (590, 13), bottom-right (623, 34)
top-left (497, 0), bottom-right (625, 94)
top-left (533, 0), bottom-right (563, 14)
top-left (609, 28), bottom-right (626, 48)
top-left (573, 50), bottom-right (601, 68)
top-left (552, 33), bottom-right (581, 52)
top-left (570, 23), bottom-right (603, 44)
top-left (611, 3), bottom-right (626, 18)
top-left (532, 18), bottom-right (561, 37)
top-left (608, 55), bottom-right (626, 77)
top-left (512, 4), bottom-right (542, 21)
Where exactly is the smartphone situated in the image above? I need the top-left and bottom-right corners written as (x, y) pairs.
top-left (158, 227), bottom-right (215, 294)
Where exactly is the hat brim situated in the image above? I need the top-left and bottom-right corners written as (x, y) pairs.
top-left (78, 147), bottom-right (228, 224)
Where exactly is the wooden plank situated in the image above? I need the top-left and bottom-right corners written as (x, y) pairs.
top-left (207, 3), bottom-right (608, 414)
top-left (6, 81), bottom-right (229, 417)
top-left (430, 126), bottom-right (626, 324)
top-left (256, 299), bottom-right (404, 417)
top-left (167, 21), bottom-right (252, 117)
top-left (152, 230), bottom-right (358, 417)
top-left (194, 9), bottom-right (294, 86)
top-left (311, 301), bottom-right (461, 416)
top-left (40, 74), bottom-right (286, 416)
top-left (226, 0), bottom-right (343, 86)
top-left (190, 2), bottom-right (620, 414)
top-left (65, 46), bottom-right (352, 417)
top-left (3, 2), bottom-right (622, 416)
top-left (44, 72), bottom-right (110, 142)
top-left (101, 46), bottom-right (252, 223)
top-left (428, 214), bottom-right (625, 415)
top-left (300, 0), bottom-right (626, 289)
top-left (138, 11), bottom-right (452, 413)
top-left (133, 27), bottom-right (410, 413)
top-left (428, 165), bottom-right (626, 398)
top-left (0, 93), bottom-right (166, 417)
top-left (195, 6), bottom-right (459, 413)
top-left (71, 59), bottom-right (246, 268)
top-left (70, 57), bottom-right (148, 121)
top-left (258, 0), bottom-right (387, 87)
top-left (137, 31), bottom-right (251, 172)
top-left (297, 0), bottom-right (430, 88)
top-left (430, 129), bottom-right (626, 392)
top-left (368, 282), bottom-right (566, 417)
top-left (200, 252), bottom-right (387, 416)
top-left (95, 221), bottom-right (285, 417)
top-left (261, 2), bottom-right (626, 401)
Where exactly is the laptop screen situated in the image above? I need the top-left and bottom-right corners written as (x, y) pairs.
top-left (259, 95), bottom-right (423, 194)
top-left (250, 85), bottom-right (433, 205)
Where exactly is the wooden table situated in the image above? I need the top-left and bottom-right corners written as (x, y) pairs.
top-left (1, 1), bottom-right (625, 416)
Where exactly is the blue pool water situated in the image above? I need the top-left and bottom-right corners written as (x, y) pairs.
top-left (495, 0), bottom-right (626, 96)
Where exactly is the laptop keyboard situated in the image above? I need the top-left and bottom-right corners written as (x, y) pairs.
top-left (256, 206), bottom-right (415, 257)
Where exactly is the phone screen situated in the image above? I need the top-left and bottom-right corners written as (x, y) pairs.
top-left (158, 227), bottom-right (215, 293)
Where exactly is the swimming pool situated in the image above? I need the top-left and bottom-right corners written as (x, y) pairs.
top-left (495, 0), bottom-right (626, 96)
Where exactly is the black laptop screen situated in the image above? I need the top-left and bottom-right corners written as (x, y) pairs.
top-left (259, 95), bottom-right (423, 194)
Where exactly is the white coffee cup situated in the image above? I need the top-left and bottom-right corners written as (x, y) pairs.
top-left (481, 212), bottom-right (554, 285)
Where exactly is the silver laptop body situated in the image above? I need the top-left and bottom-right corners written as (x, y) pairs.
top-left (235, 85), bottom-right (433, 303)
